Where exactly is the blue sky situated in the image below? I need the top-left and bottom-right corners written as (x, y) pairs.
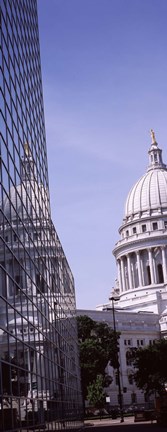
top-left (38, 0), bottom-right (167, 309)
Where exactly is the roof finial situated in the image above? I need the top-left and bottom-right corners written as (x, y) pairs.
top-left (150, 129), bottom-right (156, 145)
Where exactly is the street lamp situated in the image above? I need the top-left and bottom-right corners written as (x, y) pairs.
top-left (109, 295), bottom-right (124, 423)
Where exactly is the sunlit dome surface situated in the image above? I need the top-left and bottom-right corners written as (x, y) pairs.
top-left (2, 181), bottom-right (50, 222)
top-left (125, 133), bottom-right (167, 218)
top-left (0, 153), bottom-right (51, 224)
top-left (125, 169), bottom-right (167, 217)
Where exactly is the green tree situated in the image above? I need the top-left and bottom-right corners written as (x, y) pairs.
top-left (131, 339), bottom-right (167, 396)
top-left (87, 374), bottom-right (106, 409)
top-left (77, 315), bottom-right (120, 399)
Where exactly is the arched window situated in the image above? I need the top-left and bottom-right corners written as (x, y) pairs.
top-left (157, 263), bottom-right (164, 283)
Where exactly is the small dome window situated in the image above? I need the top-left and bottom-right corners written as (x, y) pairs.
top-left (142, 224), bottom-right (146, 232)
top-left (133, 227), bottom-right (136, 234)
top-left (126, 230), bottom-right (129, 237)
top-left (153, 222), bottom-right (158, 230)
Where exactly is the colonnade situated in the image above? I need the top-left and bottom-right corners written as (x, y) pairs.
top-left (117, 246), bottom-right (167, 293)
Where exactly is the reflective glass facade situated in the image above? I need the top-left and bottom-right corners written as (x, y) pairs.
top-left (0, 1), bottom-right (83, 430)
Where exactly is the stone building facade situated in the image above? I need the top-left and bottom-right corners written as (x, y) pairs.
top-left (78, 132), bottom-right (167, 408)
top-left (77, 308), bottom-right (160, 408)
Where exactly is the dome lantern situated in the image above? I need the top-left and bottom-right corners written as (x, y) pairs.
top-left (21, 143), bottom-right (36, 182)
top-left (147, 130), bottom-right (166, 172)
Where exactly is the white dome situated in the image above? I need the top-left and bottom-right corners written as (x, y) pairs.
top-left (0, 153), bottom-right (51, 224)
top-left (125, 169), bottom-right (167, 217)
top-left (2, 180), bottom-right (50, 223)
top-left (125, 137), bottom-right (167, 218)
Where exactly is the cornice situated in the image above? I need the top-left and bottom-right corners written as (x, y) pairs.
top-left (113, 234), bottom-right (167, 257)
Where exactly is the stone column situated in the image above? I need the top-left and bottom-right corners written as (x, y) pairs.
top-left (148, 248), bottom-right (155, 284)
top-left (140, 252), bottom-right (144, 286)
top-left (131, 261), bottom-right (135, 288)
top-left (25, 259), bottom-right (32, 294)
top-left (117, 259), bottom-right (122, 292)
top-left (127, 254), bottom-right (133, 290)
top-left (161, 246), bottom-right (167, 283)
top-left (120, 257), bottom-right (126, 292)
top-left (152, 252), bottom-right (157, 284)
top-left (136, 251), bottom-right (142, 287)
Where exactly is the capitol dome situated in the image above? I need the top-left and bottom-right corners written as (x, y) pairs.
top-left (2, 181), bottom-right (50, 223)
top-left (0, 151), bottom-right (51, 224)
top-left (125, 132), bottom-right (167, 219)
top-left (125, 169), bottom-right (167, 218)
top-left (113, 131), bottom-right (167, 315)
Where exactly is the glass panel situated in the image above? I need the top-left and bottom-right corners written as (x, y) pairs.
top-left (0, 1), bottom-right (83, 430)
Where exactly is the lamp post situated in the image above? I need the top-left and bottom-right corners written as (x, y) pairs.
top-left (109, 295), bottom-right (124, 423)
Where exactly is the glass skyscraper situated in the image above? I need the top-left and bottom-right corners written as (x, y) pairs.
top-left (0, 1), bottom-right (83, 430)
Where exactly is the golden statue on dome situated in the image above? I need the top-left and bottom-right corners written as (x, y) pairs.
top-left (150, 129), bottom-right (156, 144)
top-left (24, 142), bottom-right (30, 156)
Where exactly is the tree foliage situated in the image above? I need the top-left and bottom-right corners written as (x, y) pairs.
top-left (131, 339), bottom-right (167, 396)
top-left (77, 315), bottom-right (120, 399)
top-left (87, 374), bottom-right (106, 409)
